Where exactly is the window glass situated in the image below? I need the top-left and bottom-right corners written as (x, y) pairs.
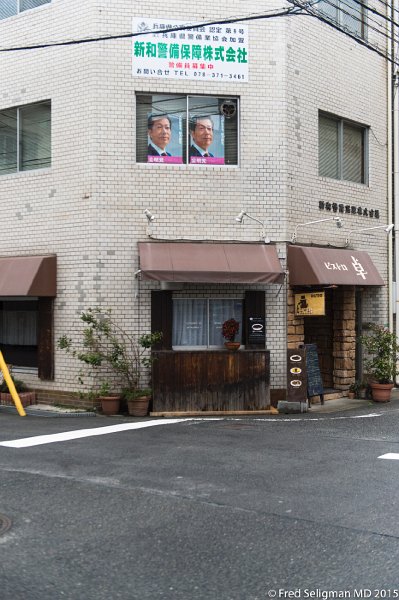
top-left (172, 299), bottom-right (207, 347)
top-left (0, 0), bottom-right (50, 19)
top-left (343, 123), bottom-right (364, 183)
top-left (136, 94), bottom-right (238, 165)
top-left (318, 0), bottom-right (365, 39)
top-left (319, 115), bottom-right (339, 179)
top-left (20, 101), bottom-right (51, 171)
top-left (0, 300), bottom-right (38, 367)
top-left (0, 108), bottom-right (17, 175)
top-left (317, 1), bottom-right (338, 23)
top-left (20, 0), bottom-right (50, 11)
top-left (0, 101), bottom-right (51, 175)
top-left (136, 94), bottom-right (186, 164)
top-left (341, 0), bottom-right (363, 37)
top-left (209, 299), bottom-right (243, 346)
top-left (0, 0), bottom-right (17, 19)
top-left (172, 298), bottom-right (243, 348)
top-left (319, 113), bottom-right (367, 184)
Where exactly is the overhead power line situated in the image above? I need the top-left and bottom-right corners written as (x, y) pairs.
top-left (288, 0), bottom-right (398, 66)
top-left (0, 8), bottom-right (299, 53)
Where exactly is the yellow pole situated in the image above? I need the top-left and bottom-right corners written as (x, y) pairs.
top-left (0, 352), bottom-right (26, 417)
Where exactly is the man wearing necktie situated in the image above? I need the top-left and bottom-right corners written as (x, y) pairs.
top-left (147, 114), bottom-right (172, 157)
top-left (189, 115), bottom-right (215, 161)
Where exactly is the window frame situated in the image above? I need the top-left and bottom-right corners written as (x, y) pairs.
top-left (0, 100), bottom-right (51, 176)
top-left (0, 0), bottom-right (51, 20)
top-left (318, 111), bottom-right (369, 185)
top-left (172, 297), bottom-right (244, 350)
top-left (317, 0), bottom-right (367, 40)
top-left (136, 93), bottom-right (240, 167)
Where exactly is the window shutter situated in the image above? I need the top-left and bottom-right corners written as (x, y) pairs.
top-left (151, 291), bottom-right (172, 349)
top-left (244, 290), bottom-right (265, 348)
top-left (319, 115), bottom-right (339, 179)
top-left (343, 123), bottom-right (364, 183)
top-left (38, 298), bottom-right (54, 380)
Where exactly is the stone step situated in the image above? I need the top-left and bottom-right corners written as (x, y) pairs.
top-left (309, 389), bottom-right (345, 404)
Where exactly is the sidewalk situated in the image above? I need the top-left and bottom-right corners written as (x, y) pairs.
top-left (309, 387), bottom-right (399, 413)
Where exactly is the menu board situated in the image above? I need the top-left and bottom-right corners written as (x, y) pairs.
top-left (304, 343), bottom-right (324, 402)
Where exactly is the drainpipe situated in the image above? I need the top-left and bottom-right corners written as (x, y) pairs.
top-left (388, 14), bottom-right (393, 335)
top-left (393, 0), bottom-right (399, 384)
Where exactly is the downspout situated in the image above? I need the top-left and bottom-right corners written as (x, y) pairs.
top-left (393, 0), bottom-right (399, 383)
top-left (388, 0), bottom-right (393, 334)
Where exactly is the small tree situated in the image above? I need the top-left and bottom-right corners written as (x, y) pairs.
top-left (58, 307), bottom-right (162, 396)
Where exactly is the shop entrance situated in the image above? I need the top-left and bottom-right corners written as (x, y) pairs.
top-left (304, 289), bottom-right (334, 389)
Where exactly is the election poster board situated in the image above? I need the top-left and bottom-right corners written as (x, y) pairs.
top-left (132, 18), bottom-right (249, 82)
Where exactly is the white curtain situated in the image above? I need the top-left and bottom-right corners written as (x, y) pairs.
top-left (173, 299), bottom-right (243, 347)
top-left (173, 299), bottom-right (207, 346)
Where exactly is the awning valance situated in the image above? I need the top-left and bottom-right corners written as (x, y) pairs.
top-left (138, 242), bottom-right (284, 284)
top-left (0, 255), bottom-right (57, 296)
top-left (287, 246), bottom-right (384, 287)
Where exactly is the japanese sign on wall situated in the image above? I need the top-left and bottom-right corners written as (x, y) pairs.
top-left (132, 18), bottom-right (249, 82)
top-left (295, 292), bottom-right (325, 317)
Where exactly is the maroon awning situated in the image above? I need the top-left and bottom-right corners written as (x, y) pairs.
top-left (138, 242), bottom-right (284, 284)
top-left (287, 246), bottom-right (384, 286)
top-left (0, 255), bottom-right (57, 296)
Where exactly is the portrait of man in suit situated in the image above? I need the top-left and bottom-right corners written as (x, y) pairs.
top-left (147, 114), bottom-right (172, 157)
top-left (189, 116), bottom-right (215, 160)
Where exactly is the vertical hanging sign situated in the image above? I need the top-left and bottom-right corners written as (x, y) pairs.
top-left (286, 348), bottom-right (307, 403)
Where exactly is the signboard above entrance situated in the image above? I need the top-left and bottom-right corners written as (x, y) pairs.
top-left (132, 18), bottom-right (249, 82)
top-left (295, 292), bottom-right (325, 316)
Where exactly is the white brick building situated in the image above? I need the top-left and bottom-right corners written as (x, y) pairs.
top-left (0, 0), bottom-right (391, 412)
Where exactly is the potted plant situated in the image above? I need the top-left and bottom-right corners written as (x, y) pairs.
top-left (96, 381), bottom-right (121, 416)
top-left (348, 381), bottom-right (362, 399)
top-left (222, 318), bottom-right (240, 351)
top-left (0, 367), bottom-right (36, 407)
top-left (125, 388), bottom-right (152, 417)
top-left (360, 324), bottom-right (399, 402)
top-left (58, 307), bottom-right (162, 416)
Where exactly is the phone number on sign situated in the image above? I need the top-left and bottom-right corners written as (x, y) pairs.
top-left (267, 591), bottom-right (399, 599)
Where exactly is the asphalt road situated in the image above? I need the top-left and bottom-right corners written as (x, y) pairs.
top-left (1, 400), bottom-right (399, 600)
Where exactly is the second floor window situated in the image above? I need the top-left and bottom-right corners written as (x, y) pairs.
top-left (319, 112), bottom-right (368, 185)
top-left (136, 94), bottom-right (239, 166)
top-left (0, 0), bottom-right (50, 20)
top-left (0, 101), bottom-right (51, 175)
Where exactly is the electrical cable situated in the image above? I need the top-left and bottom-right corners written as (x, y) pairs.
top-left (0, 7), bottom-right (299, 53)
top-left (289, 0), bottom-right (399, 65)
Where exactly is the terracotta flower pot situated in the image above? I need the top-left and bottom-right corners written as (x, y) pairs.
top-left (370, 382), bottom-right (394, 403)
top-left (99, 395), bottom-right (121, 415)
top-left (224, 341), bottom-right (240, 351)
top-left (127, 396), bottom-right (151, 417)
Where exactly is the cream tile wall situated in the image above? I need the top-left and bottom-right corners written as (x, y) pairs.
top-left (0, 0), bottom-right (389, 393)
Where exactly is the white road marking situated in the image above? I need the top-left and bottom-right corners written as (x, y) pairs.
top-left (0, 419), bottom-right (191, 448)
top-left (0, 412), bottom-right (383, 449)
top-left (378, 453), bottom-right (399, 460)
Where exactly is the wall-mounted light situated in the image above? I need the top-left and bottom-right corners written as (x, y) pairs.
top-left (345, 223), bottom-right (394, 247)
top-left (144, 209), bottom-right (155, 223)
top-left (291, 216), bottom-right (343, 244)
top-left (234, 210), bottom-right (271, 244)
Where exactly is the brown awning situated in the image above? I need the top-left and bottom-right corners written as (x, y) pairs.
top-left (138, 242), bottom-right (285, 284)
top-left (287, 245), bottom-right (385, 286)
top-left (0, 255), bottom-right (57, 296)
